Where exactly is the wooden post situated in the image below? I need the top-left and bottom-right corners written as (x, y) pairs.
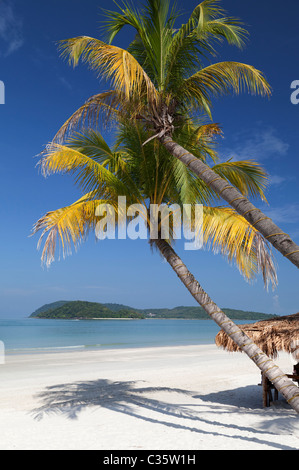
top-left (262, 373), bottom-right (274, 407)
top-left (262, 374), bottom-right (267, 407)
top-left (261, 364), bottom-right (299, 407)
top-left (262, 374), bottom-right (269, 407)
top-left (293, 363), bottom-right (299, 386)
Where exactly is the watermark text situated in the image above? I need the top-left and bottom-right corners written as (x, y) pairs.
top-left (0, 81), bottom-right (5, 104)
top-left (95, 198), bottom-right (203, 251)
top-left (290, 80), bottom-right (299, 104)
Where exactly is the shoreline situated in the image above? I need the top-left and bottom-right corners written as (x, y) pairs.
top-left (27, 316), bottom-right (267, 321)
top-left (29, 317), bottom-right (141, 321)
top-left (4, 340), bottom-right (214, 356)
top-left (0, 344), bottom-right (298, 450)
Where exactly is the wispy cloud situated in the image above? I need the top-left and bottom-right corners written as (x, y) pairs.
top-left (268, 175), bottom-right (287, 186)
top-left (221, 127), bottom-right (290, 162)
top-left (0, 0), bottom-right (23, 56)
top-left (58, 76), bottom-right (72, 90)
top-left (264, 204), bottom-right (299, 225)
top-left (268, 173), bottom-right (296, 187)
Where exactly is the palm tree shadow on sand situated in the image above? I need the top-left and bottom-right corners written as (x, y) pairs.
top-left (30, 378), bottom-right (298, 450)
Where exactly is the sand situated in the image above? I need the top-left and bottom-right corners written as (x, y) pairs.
top-left (0, 344), bottom-right (298, 450)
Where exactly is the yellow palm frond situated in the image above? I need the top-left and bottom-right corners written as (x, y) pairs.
top-left (201, 207), bottom-right (277, 289)
top-left (33, 193), bottom-right (103, 267)
top-left (58, 36), bottom-right (157, 101)
top-left (194, 123), bottom-right (223, 140)
top-left (33, 192), bottom-right (146, 267)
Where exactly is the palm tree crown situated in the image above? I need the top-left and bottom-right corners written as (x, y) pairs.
top-left (34, 120), bottom-right (277, 289)
top-left (56, 0), bottom-right (269, 140)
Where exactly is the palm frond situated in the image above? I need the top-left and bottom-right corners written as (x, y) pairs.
top-left (212, 160), bottom-right (268, 202)
top-left (180, 61), bottom-right (271, 117)
top-left (174, 121), bottom-right (222, 164)
top-left (38, 140), bottom-right (130, 198)
top-left (33, 190), bottom-right (146, 267)
top-left (104, 0), bottom-right (179, 91)
top-left (165, 0), bottom-right (247, 86)
top-left (67, 129), bottom-right (128, 172)
top-left (180, 0), bottom-right (226, 36)
top-left (168, 157), bottom-right (216, 205)
top-left (200, 17), bottom-right (248, 48)
top-left (102, 1), bottom-right (147, 45)
top-left (141, 0), bottom-right (177, 90)
top-left (53, 91), bottom-right (121, 143)
top-left (33, 193), bottom-right (102, 267)
top-left (183, 0), bottom-right (247, 47)
top-left (202, 207), bottom-right (277, 289)
top-left (58, 36), bottom-right (157, 101)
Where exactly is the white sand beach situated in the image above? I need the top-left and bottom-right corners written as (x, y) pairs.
top-left (0, 344), bottom-right (298, 450)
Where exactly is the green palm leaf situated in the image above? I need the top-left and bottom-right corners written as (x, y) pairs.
top-left (39, 137), bottom-right (130, 199)
top-left (180, 62), bottom-right (270, 117)
top-left (212, 160), bottom-right (268, 202)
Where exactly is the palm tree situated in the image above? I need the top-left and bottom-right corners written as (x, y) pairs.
top-left (54, 0), bottom-right (299, 268)
top-left (33, 123), bottom-right (299, 412)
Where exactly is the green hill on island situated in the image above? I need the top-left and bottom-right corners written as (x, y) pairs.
top-left (30, 301), bottom-right (145, 320)
top-left (141, 306), bottom-right (277, 320)
top-left (30, 301), bottom-right (277, 321)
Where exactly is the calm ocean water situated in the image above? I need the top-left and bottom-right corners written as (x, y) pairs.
top-left (0, 318), bottom-right (252, 354)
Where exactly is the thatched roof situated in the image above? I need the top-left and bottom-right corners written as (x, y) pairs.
top-left (215, 313), bottom-right (299, 359)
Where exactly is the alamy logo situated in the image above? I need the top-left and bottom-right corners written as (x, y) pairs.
top-left (0, 81), bottom-right (4, 104)
top-left (95, 197), bottom-right (204, 251)
top-left (290, 80), bottom-right (299, 105)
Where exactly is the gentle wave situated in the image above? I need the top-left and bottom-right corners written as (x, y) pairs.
top-left (7, 345), bottom-right (86, 354)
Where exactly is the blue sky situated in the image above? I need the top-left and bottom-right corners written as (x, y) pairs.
top-left (0, 0), bottom-right (298, 318)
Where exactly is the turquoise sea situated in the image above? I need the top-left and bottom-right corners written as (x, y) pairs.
top-left (0, 318), bottom-right (252, 354)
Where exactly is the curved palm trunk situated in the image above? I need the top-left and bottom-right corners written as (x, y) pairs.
top-left (155, 238), bottom-right (299, 413)
top-left (160, 135), bottom-right (299, 269)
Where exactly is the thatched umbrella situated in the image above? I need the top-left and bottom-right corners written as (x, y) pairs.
top-left (215, 313), bottom-right (299, 407)
top-left (215, 313), bottom-right (299, 360)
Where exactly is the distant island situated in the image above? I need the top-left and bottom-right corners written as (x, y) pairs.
top-left (29, 301), bottom-right (277, 321)
top-left (29, 301), bottom-right (145, 320)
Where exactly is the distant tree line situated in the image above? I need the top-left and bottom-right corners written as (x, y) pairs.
top-left (30, 301), bottom-right (276, 321)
